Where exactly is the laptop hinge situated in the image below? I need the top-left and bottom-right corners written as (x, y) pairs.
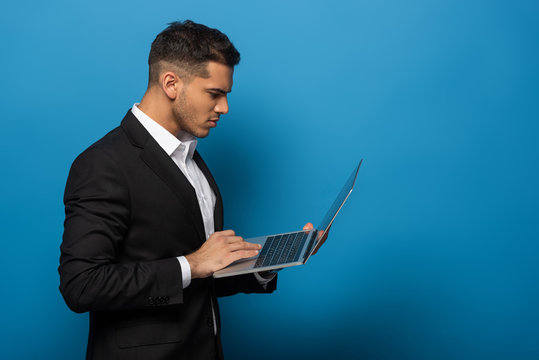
top-left (303, 230), bottom-right (319, 263)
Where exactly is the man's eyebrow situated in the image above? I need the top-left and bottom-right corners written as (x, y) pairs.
top-left (207, 88), bottom-right (231, 94)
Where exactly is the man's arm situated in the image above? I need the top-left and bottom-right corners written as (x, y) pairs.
top-left (59, 147), bottom-right (183, 313)
top-left (59, 147), bottom-right (262, 312)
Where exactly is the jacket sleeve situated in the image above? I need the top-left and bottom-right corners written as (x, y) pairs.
top-left (58, 147), bottom-right (183, 313)
top-left (214, 273), bottom-right (277, 298)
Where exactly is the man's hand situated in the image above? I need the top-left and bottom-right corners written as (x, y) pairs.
top-left (185, 230), bottom-right (261, 279)
top-left (303, 222), bottom-right (331, 255)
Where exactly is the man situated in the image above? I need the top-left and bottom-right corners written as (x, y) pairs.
top-left (59, 20), bottom-right (315, 359)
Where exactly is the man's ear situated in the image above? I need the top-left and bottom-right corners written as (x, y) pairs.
top-left (161, 71), bottom-right (183, 100)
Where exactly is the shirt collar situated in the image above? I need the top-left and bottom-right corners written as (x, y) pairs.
top-left (131, 103), bottom-right (197, 160)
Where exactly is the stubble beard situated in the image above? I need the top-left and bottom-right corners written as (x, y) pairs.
top-left (172, 91), bottom-right (208, 138)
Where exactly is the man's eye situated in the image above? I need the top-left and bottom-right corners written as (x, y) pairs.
top-left (209, 92), bottom-right (219, 99)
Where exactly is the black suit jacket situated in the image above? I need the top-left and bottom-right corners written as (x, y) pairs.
top-left (59, 110), bottom-right (276, 359)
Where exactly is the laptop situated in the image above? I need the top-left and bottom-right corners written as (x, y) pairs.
top-left (213, 159), bottom-right (362, 278)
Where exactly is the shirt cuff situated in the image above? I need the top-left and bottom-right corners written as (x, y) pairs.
top-left (177, 256), bottom-right (192, 289)
top-left (254, 272), bottom-right (276, 290)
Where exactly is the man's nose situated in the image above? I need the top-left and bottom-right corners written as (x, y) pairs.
top-left (214, 96), bottom-right (229, 115)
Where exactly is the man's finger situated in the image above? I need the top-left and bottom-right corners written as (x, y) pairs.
top-left (303, 222), bottom-right (314, 231)
top-left (228, 241), bottom-right (261, 252)
top-left (228, 249), bottom-right (260, 264)
top-left (223, 235), bottom-right (244, 244)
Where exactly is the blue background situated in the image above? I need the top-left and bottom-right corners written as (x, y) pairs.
top-left (1, 1), bottom-right (538, 359)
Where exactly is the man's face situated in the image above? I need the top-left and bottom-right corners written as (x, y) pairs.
top-left (172, 61), bottom-right (233, 138)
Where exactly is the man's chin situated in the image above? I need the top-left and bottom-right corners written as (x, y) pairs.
top-left (194, 129), bottom-right (211, 138)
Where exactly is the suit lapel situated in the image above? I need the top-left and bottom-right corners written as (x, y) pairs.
top-left (121, 111), bottom-right (207, 244)
top-left (194, 151), bottom-right (224, 232)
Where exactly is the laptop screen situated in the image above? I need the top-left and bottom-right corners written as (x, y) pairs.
top-left (316, 160), bottom-right (361, 233)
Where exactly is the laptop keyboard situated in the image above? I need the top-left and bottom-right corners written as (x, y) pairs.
top-left (254, 231), bottom-right (309, 268)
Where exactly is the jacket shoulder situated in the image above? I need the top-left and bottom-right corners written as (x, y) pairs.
top-left (72, 123), bottom-right (137, 166)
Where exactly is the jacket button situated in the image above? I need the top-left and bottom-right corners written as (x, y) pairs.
top-left (207, 317), bottom-right (213, 328)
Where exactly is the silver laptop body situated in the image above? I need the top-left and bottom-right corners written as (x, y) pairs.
top-left (213, 160), bottom-right (362, 278)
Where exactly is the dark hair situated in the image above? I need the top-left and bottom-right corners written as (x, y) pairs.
top-left (148, 20), bottom-right (240, 84)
